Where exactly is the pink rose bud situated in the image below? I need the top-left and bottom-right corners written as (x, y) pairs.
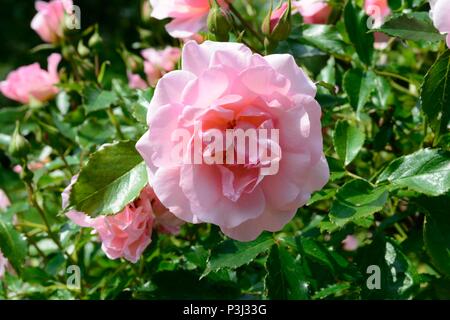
top-left (429, 0), bottom-right (450, 48)
top-left (0, 53), bottom-right (61, 104)
top-left (63, 176), bottom-right (183, 263)
top-left (364, 0), bottom-right (390, 28)
top-left (293, 0), bottom-right (332, 24)
top-left (136, 41), bottom-right (330, 242)
top-left (31, 0), bottom-right (73, 43)
top-left (150, 0), bottom-right (232, 39)
top-left (263, 1), bottom-right (291, 41)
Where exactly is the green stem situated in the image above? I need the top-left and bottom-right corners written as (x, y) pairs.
top-left (107, 107), bottom-right (125, 140)
top-left (374, 69), bottom-right (418, 86)
top-left (227, 1), bottom-right (265, 45)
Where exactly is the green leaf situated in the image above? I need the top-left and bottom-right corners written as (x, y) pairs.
top-left (374, 12), bottom-right (444, 42)
top-left (0, 217), bottom-right (27, 274)
top-left (417, 195), bottom-right (450, 277)
top-left (421, 50), bottom-right (450, 137)
top-left (298, 238), bottom-right (336, 274)
top-left (312, 283), bottom-right (351, 299)
top-left (343, 68), bottom-right (376, 113)
top-left (333, 120), bottom-right (365, 166)
top-left (69, 141), bottom-right (148, 217)
top-left (330, 179), bottom-right (388, 227)
top-left (356, 236), bottom-right (419, 299)
top-left (203, 232), bottom-right (274, 276)
top-left (265, 244), bottom-right (309, 300)
top-left (377, 149), bottom-right (450, 196)
top-left (83, 86), bottom-right (118, 114)
top-left (299, 24), bottom-right (349, 58)
top-left (344, 1), bottom-right (374, 65)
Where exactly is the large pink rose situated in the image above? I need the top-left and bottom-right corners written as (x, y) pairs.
top-left (128, 47), bottom-right (182, 89)
top-left (293, 0), bottom-right (332, 24)
top-left (0, 189), bottom-right (10, 211)
top-left (136, 41), bottom-right (329, 241)
top-left (63, 177), bottom-right (183, 263)
top-left (150, 0), bottom-right (230, 38)
top-left (0, 53), bottom-right (61, 104)
top-left (31, 0), bottom-right (73, 43)
top-left (429, 0), bottom-right (450, 48)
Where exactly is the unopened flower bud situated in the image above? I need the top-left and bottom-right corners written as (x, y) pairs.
top-left (262, 1), bottom-right (292, 41)
top-left (9, 122), bottom-right (31, 159)
top-left (77, 40), bottom-right (90, 57)
top-left (88, 30), bottom-right (103, 50)
top-left (207, 1), bottom-right (231, 41)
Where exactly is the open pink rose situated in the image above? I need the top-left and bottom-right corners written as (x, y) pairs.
top-left (150, 0), bottom-right (230, 38)
top-left (31, 0), bottom-right (73, 43)
top-left (128, 47), bottom-right (181, 89)
top-left (63, 177), bottom-right (183, 263)
top-left (293, 0), bottom-right (332, 24)
top-left (429, 0), bottom-right (450, 48)
top-left (0, 189), bottom-right (10, 211)
top-left (0, 53), bottom-right (61, 104)
top-left (136, 41), bottom-right (329, 241)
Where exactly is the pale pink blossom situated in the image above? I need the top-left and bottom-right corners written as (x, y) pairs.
top-left (128, 47), bottom-right (181, 88)
top-left (293, 0), bottom-right (332, 24)
top-left (0, 190), bottom-right (11, 279)
top-left (429, 0), bottom-right (450, 48)
top-left (63, 177), bottom-right (183, 263)
top-left (342, 235), bottom-right (359, 251)
top-left (0, 53), bottom-right (61, 104)
top-left (31, 0), bottom-right (73, 43)
top-left (364, 0), bottom-right (391, 46)
top-left (150, 0), bottom-right (231, 38)
top-left (136, 41), bottom-right (329, 241)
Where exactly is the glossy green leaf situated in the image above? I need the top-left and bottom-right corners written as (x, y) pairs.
top-left (374, 12), bottom-right (444, 42)
top-left (417, 195), bottom-right (450, 277)
top-left (68, 141), bottom-right (148, 217)
top-left (343, 68), bottom-right (376, 113)
top-left (330, 179), bottom-right (388, 227)
top-left (0, 217), bottom-right (27, 274)
top-left (265, 244), bottom-right (309, 300)
top-left (421, 50), bottom-right (450, 137)
top-left (333, 120), bottom-right (365, 166)
top-left (83, 86), bottom-right (119, 114)
top-left (203, 232), bottom-right (274, 276)
top-left (377, 149), bottom-right (450, 196)
top-left (344, 1), bottom-right (374, 65)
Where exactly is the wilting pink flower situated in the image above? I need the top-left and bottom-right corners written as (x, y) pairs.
top-left (31, 0), bottom-right (73, 43)
top-left (0, 189), bottom-right (10, 211)
top-left (136, 41), bottom-right (329, 241)
top-left (342, 235), bottom-right (359, 251)
top-left (128, 47), bottom-right (181, 89)
top-left (63, 177), bottom-right (183, 263)
top-left (429, 0), bottom-right (450, 48)
top-left (150, 0), bottom-right (231, 38)
top-left (0, 53), bottom-right (61, 104)
top-left (293, 0), bottom-right (332, 24)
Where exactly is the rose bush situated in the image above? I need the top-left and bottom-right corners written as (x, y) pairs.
top-left (0, 0), bottom-right (449, 300)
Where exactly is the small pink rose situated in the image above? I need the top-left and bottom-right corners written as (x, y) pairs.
top-left (0, 53), bottom-right (61, 104)
top-left (342, 235), bottom-right (359, 251)
top-left (270, 2), bottom-right (289, 33)
top-left (0, 250), bottom-right (8, 279)
top-left (63, 177), bottom-right (183, 263)
top-left (31, 0), bottom-right (73, 43)
top-left (293, 0), bottom-right (332, 24)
